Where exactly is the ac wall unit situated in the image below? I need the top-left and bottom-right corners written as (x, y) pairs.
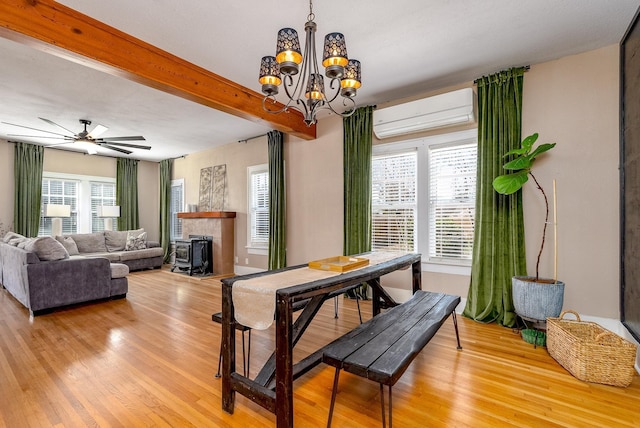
top-left (373, 88), bottom-right (475, 139)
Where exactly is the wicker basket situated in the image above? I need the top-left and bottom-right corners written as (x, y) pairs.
top-left (547, 310), bottom-right (638, 387)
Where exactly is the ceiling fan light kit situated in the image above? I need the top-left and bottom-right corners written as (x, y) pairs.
top-left (3, 118), bottom-right (151, 155)
top-left (258, 0), bottom-right (362, 126)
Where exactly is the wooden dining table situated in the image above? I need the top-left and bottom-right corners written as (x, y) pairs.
top-left (220, 252), bottom-right (422, 428)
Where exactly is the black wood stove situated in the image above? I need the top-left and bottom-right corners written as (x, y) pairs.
top-left (171, 235), bottom-right (213, 276)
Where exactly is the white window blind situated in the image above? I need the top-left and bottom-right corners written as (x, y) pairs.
top-left (249, 166), bottom-right (269, 248)
top-left (170, 180), bottom-right (184, 240)
top-left (91, 182), bottom-right (117, 232)
top-left (428, 143), bottom-right (477, 261)
top-left (371, 151), bottom-right (417, 252)
top-left (39, 178), bottom-right (78, 236)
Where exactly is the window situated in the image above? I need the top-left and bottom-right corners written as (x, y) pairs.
top-left (91, 182), bottom-right (117, 232)
top-left (39, 172), bottom-right (116, 236)
top-left (247, 164), bottom-right (269, 254)
top-left (372, 151), bottom-right (417, 252)
top-left (170, 179), bottom-right (184, 240)
top-left (40, 178), bottom-right (79, 236)
top-left (372, 129), bottom-right (477, 273)
top-left (428, 143), bottom-right (476, 261)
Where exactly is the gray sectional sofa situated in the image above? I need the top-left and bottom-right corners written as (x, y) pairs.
top-left (60, 229), bottom-right (164, 271)
top-left (0, 229), bottom-right (163, 315)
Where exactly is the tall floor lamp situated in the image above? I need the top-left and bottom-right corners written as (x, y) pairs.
top-left (44, 204), bottom-right (71, 237)
top-left (97, 206), bottom-right (121, 231)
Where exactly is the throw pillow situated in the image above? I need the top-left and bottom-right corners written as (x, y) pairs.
top-left (55, 235), bottom-right (80, 256)
top-left (8, 236), bottom-right (29, 246)
top-left (3, 231), bottom-right (24, 243)
top-left (105, 228), bottom-right (144, 252)
top-left (125, 230), bottom-right (147, 251)
top-left (23, 236), bottom-right (69, 261)
top-left (16, 237), bottom-right (33, 248)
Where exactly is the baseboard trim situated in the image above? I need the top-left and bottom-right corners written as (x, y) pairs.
top-left (234, 265), bottom-right (266, 276)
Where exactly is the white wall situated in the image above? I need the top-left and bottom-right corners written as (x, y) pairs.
top-left (522, 45), bottom-right (620, 319)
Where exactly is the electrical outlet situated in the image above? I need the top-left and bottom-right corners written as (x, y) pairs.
top-left (245, 258), bottom-right (249, 265)
top-left (234, 256), bottom-right (238, 263)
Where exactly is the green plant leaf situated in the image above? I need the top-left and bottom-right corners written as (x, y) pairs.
top-left (504, 147), bottom-right (529, 157)
top-left (528, 142), bottom-right (556, 160)
top-left (521, 133), bottom-right (538, 152)
top-left (503, 156), bottom-right (532, 170)
top-left (492, 170), bottom-right (529, 194)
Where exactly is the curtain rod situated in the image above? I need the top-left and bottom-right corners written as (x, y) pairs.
top-left (473, 65), bottom-right (530, 84)
top-left (238, 133), bottom-right (268, 143)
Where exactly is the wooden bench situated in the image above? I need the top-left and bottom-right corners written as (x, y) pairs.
top-left (322, 290), bottom-right (462, 428)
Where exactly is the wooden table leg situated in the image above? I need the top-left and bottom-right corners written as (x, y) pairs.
top-left (370, 278), bottom-right (382, 316)
top-left (222, 281), bottom-right (236, 414)
top-left (275, 293), bottom-right (294, 427)
top-left (412, 259), bottom-right (422, 293)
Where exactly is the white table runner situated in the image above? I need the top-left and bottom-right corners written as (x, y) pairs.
top-left (232, 251), bottom-right (408, 330)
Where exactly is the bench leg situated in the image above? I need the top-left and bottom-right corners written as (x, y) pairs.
top-left (327, 368), bottom-right (341, 428)
top-left (246, 330), bottom-right (251, 377)
top-left (216, 340), bottom-right (223, 378)
top-left (380, 384), bottom-right (386, 428)
top-left (379, 383), bottom-right (393, 428)
top-left (241, 330), bottom-right (247, 377)
top-left (215, 329), bottom-right (251, 378)
top-left (451, 312), bottom-right (462, 350)
top-left (334, 295), bottom-right (363, 323)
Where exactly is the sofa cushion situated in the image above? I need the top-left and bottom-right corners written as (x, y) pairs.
top-left (68, 232), bottom-right (107, 253)
top-left (105, 229), bottom-right (144, 252)
top-left (118, 246), bottom-right (163, 261)
top-left (23, 236), bottom-right (69, 261)
top-left (110, 263), bottom-right (129, 279)
top-left (83, 252), bottom-right (122, 262)
top-left (3, 231), bottom-right (24, 243)
top-left (125, 230), bottom-right (147, 251)
top-left (55, 236), bottom-right (80, 256)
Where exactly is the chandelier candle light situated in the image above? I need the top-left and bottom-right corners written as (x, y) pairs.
top-left (258, 0), bottom-right (361, 126)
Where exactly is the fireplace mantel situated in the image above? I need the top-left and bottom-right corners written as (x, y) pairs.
top-left (177, 211), bottom-right (236, 219)
top-left (177, 211), bottom-right (235, 277)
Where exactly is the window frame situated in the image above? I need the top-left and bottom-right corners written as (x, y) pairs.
top-left (40, 172), bottom-right (116, 235)
top-left (372, 129), bottom-right (477, 275)
top-left (371, 149), bottom-right (418, 253)
top-left (170, 178), bottom-right (184, 241)
top-left (90, 181), bottom-right (118, 232)
top-left (247, 164), bottom-right (269, 255)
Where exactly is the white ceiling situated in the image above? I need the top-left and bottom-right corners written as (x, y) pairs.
top-left (0, 0), bottom-right (639, 162)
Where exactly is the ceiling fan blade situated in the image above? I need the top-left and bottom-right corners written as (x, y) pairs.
top-left (87, 124), bottom-right (108, 139)
top-left (2, 121), bottom-right (71, 137)
top-left (96, 141), bottom-right (151, 150)
top-left (39, 117), bottom-right (77, 135)
top-left (99, 144), bottom-right (132, 155)
top-left (7, 134), bottom-right (73, 140)
top-left (98, 136), bottom-right (146, 142)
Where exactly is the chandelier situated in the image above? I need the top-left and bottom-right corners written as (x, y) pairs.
top-left (258, 0), bottom-right (361, 126)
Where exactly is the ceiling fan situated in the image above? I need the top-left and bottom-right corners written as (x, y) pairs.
top-left (3, 118), bottom-right (151, 155)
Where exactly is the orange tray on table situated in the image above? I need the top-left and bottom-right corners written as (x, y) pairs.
top-left (308, 256), bottom-right (369, 272)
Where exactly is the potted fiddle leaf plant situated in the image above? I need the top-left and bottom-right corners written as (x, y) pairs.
top-left (493, 133), bottom-right (564, 322)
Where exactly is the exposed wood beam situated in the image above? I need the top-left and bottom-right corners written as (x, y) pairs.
top-left (0, 0), bottom-right (316, 140)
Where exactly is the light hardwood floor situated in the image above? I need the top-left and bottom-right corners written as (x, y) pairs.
top-left (1, 268), bottom-right (638, 427)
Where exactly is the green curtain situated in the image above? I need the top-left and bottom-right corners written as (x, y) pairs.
top-left (116, 158), bottom-right (139, 231)
top-left (159, 158), bottom-right (173, 263)
top-left (462, 67), bottom-right (528, 327)
top-left (343, 105), bottom-right (374, 298)
top-left (268, 130), bottom-right (286, 270)
top-left (13, 142), bottom-right (44, 237)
